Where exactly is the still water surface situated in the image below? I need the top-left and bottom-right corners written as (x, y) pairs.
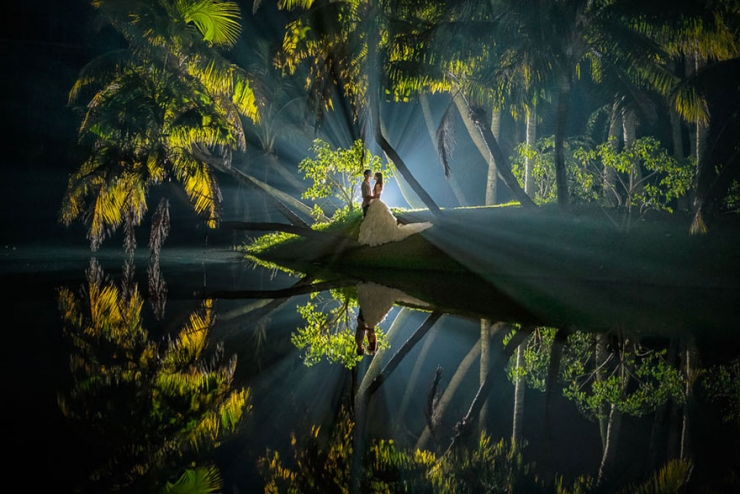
top-left (4, 242), bottom-right (739, 493)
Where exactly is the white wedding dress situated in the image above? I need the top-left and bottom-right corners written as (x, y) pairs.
top-left (358, 199), bottom-right (433, 246)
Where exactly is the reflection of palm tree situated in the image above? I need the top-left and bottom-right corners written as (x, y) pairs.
top-left (57, 259), bottom-right (250, 492)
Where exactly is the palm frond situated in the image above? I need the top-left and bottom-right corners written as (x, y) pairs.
top-left (177, 0), bottom-right (242, 47)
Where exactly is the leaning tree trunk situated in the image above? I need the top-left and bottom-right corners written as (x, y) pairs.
top-left (467, 103), bottom-right (537, 208)
top-left (486, 107), bottom-right (502, 205)
top-left (452, 92), bottom-right (503, 206)
top-left (420, 93), bottom-right (468, 206)
top-left (371, 97), bottom-right (442, 216)
top-left (554, 77), bottom-right (571, 209)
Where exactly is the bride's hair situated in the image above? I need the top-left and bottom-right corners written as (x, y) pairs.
top-left (374, 172), bottom-right (383, 184)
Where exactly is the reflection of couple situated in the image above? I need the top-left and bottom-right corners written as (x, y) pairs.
top-left (358, 169), bottom-right (433, 246)
top-left (354, 281), bottom-right (431, 356)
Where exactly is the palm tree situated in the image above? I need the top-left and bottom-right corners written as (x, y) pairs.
top-left (274, 0), bottom-right (444, 215)
top-left (62, 0), bottom-right (268, 251)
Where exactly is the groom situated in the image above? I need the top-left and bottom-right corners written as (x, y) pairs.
top-left (361, 169), bottom-right (373, 217)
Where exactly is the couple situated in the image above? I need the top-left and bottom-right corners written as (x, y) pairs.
top-left (358, 169), bottom-right (432, 247)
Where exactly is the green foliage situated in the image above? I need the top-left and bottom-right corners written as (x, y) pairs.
top-left (291, 288), bottom-right (388, 369)
top-left (298, 139), bottom-right (391, 218)
top-left (511, 137), bottom-right (600, 205)
top-left (701, 358), bottom-right (740, 423)
top-left (574, 137), bottom-right (693, 214)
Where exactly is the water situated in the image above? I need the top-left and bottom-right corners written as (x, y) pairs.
top-left (4, 234), bottom-right (739, 493)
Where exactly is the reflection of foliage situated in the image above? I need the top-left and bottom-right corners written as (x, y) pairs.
top-left (291, 288), bottom-right (388, 369)
top-left (616, 459), bottom-right (692, 494)
top-left (164, 465), bottom-right (223, 494)
top-left (702, 358), bottom-right (740, 424)
top-left (561, 333), bottom-right (685, 419)
top-left (298, 138), bottom-right (391, 219)
top-left (258, 407), bottom-right (541, 493)
top-left (428, 435), bottom-right (542, 493)
top-left (57, 259), bottom-right (250, 492)
top-left (507, 329), bottom-right (685, 419)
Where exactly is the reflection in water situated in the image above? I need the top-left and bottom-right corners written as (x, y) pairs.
top-left (47, 257), bottom-right (740, 492)
top-left (57, 258), bottom-right (250, 492)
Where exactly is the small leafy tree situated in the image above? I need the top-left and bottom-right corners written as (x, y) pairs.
top-left (291, 286), bottom-right (389, 369)
top-left (298, 138), bottom-right (392, 220)
top-left (574, 137), bottom-right (693, 220)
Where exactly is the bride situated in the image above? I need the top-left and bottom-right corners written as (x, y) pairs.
top-left (358, 172), bottom-right (433, 246)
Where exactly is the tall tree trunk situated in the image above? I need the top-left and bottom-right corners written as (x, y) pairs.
top-left (486, 107), bottom-right (502, 205)
top-left (452, 92), bottom-right (500, 206)
top-left (623, 108), bottom-right (642, 214)
top-left (543, 328), bottom-right (568, 473)
top-left (554, 78), bottom-right (571, 209)
top-left (604, 105), bottom-right (622, 207)
top-left (524, 105), bottom-right (537, 199)
top-left (419, 94), bottom-right (468, 206)
top-left (467, 104), bottom-right (537, 208)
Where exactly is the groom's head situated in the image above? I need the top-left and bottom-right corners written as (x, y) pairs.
top-left (363, 169), bottom-right (372, 179)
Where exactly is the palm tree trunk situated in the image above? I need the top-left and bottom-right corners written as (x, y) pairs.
top-left (466, 102), bottom-right (537, 208)
top-left (623, 108), bottom-right (642, 213)
top-left (680, 337), bottom-right (697, 460)
top-left (554, 79), bottom-right (571, 209)
top-left (486, 107), bottom-right (501, 205)
top-left (419, 94), bottom-right (468, 206)
top-left (595, 333), bottom-right (610, 448)
top-left (604, 105), bottom-right (622, 207)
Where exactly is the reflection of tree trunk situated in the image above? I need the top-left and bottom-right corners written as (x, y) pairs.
top-left (364, 311), bottom-right (443, 398)
top-left (442, 326), bottom-right (530, 456)
top-left (480, 319), bottom-right (492, 432)
top-left (415, 339), bottom-right (482, 451)
top-left (597, 403), bottom-right (623, 486)
top-left (511, 342), bottom-right (526, 447)
top-left (419, 94), bottom-right (468, 206)
top-left (396, 309), bottom-right (437, 430)
top-left (543, 328), bottom-right (568, 473)
top-left (680, 337), bottom-right (697, 460)
top-left (595, 333), bottom-right (610, 448)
